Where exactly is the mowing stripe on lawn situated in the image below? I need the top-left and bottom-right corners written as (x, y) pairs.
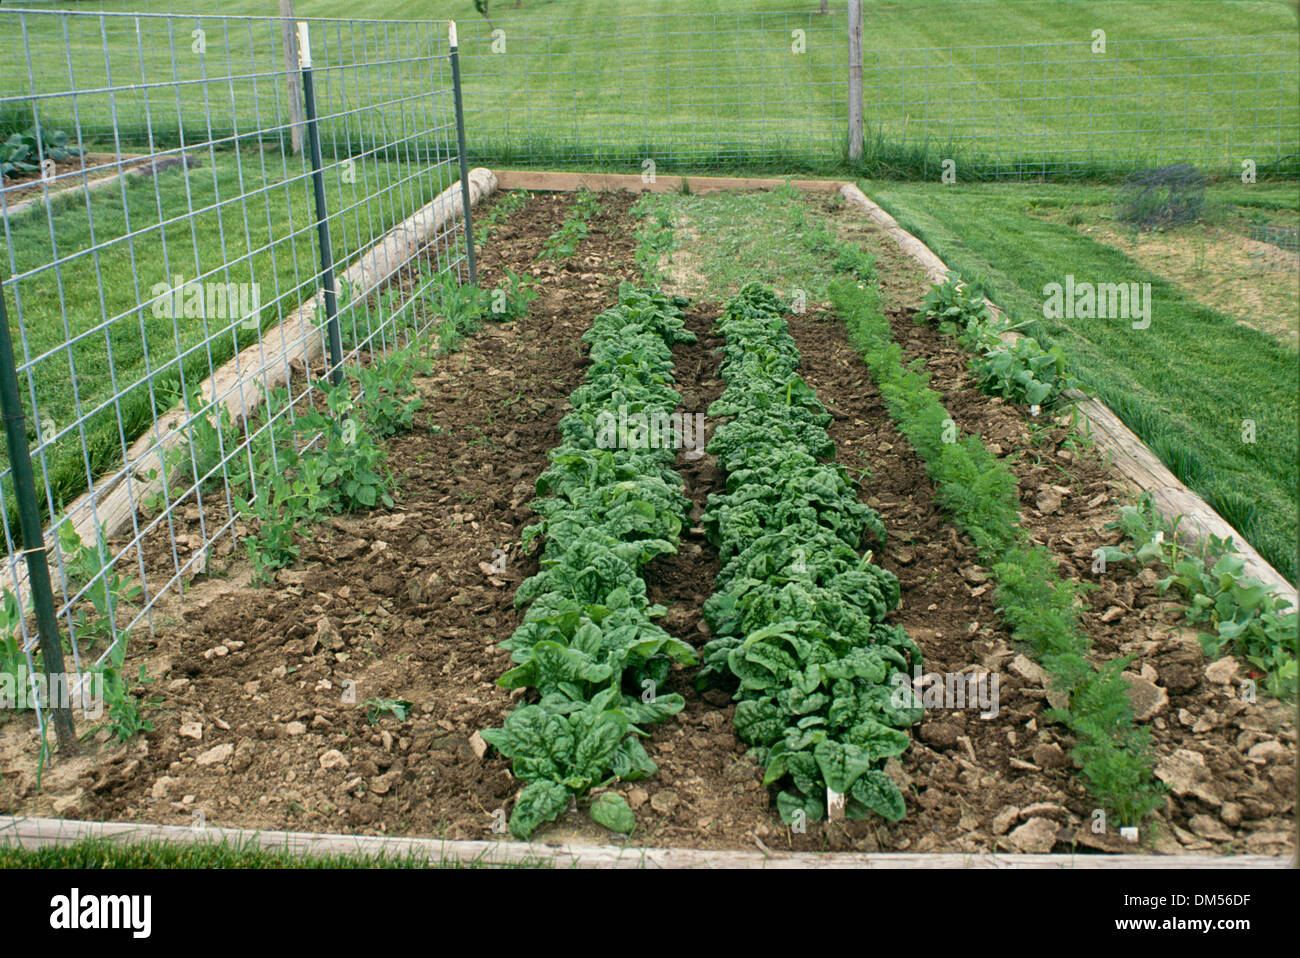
top-left (859, 181), bottom-right (1298, 584)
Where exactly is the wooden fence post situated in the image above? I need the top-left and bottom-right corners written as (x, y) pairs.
top-left (848, 0), bottom-right (863, 161)
top-left (280, 0), bottom-right (304, 154)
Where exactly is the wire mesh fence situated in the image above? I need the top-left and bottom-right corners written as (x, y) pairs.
top-left (458, 9), bottom-right (846, 169)
top-left (452, 10), bottom-right (1298, 177)
top-left (0, 6), bottom-right (472, 746)
top-left (863, 34), bottom-right (1300, 178)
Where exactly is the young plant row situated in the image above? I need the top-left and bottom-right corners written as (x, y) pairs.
top-left (922, 273), bottom-right (1079, 410)
top-left (832, 277), bottom-right (1164, 826)
top-left (1, 524), bottom-right (151, 751)
top-left (340, 264), bottom-right (536, 358)
top-left (1104, 495), bottom-right (1297, 699)
top-left (480, 285), bottom-right (700, 840)
top-left (697, 282), bottom-right (922, 827)
top-left (2, 271), bottom-right (489, 740)
top-left (630, 196), bottom-right (677, 284)
top-left (167, 267), bottom-right (538, 584)
top-left (537, 189), bottom-right (601, 262)
top-left (922, 272), bottom-right (1294, 694)
top-left (3, 247), bottom-right (534, 753)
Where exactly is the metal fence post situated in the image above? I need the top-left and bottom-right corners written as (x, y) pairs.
top-left (0, 286), bottom-right (77, 756)
top-left (848, 0), bottom-right (864, 161)
top-left (448, 21), bottom-right (479, 286)
top-left (297, 21), bottom-right (346, 387)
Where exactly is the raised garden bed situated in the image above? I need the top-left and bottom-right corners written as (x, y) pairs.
top-left (1, 179), bottom-right (1293, 864)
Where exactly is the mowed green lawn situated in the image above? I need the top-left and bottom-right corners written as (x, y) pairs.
top-left (860, 179), bottom-right (1299, 582)
top-left (8, 1), bottom-right (1298, 173)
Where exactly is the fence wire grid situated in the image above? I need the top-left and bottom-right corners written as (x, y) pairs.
top-left (0, 7), bottom-right (472, 740)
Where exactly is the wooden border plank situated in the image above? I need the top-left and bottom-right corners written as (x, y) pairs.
top-left (0, 816), bottom-right (1286, 869)
top-left (493, 169), bottom-right (844, 195)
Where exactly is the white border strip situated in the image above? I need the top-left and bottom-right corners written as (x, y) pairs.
top-left (0, 816), bottom-right (1287, 869)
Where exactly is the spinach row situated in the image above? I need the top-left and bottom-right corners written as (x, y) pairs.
top-left (480, 284), bottom-right (700, 839)
top-left (698, 282), bottom-right (922, 827)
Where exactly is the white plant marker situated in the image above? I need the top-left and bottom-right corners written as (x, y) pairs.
top-left (826, 788), bottom-right (846, 822)
top-left (1120, 826), bottom-right (1139, 842)
top-left (296, 21), bottom-right (312, 68)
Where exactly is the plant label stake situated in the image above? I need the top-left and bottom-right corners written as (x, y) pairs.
top-left (826, 787), bottom-right (846, 822)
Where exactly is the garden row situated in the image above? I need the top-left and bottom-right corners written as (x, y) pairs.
top-left (832, 277), bottom-right (1162, 824)
top-left (696, 283), bottom-right (922, 825)
top-left (480, 284), bottom-right (701, 839)
top-left (906, 270), bottom-right (1295, 702)
top-left (791, 204), bottom-right (1294, 826)
top-left (1, 202), bottom-right (543, 745)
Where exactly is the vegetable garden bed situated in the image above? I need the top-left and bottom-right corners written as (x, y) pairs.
top-left (1, 181), bottom-right (1293, 862)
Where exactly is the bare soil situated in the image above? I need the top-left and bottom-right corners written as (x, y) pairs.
top-left (0, 152), bottom-right (155, 210)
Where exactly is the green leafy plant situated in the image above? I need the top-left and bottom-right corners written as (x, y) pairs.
top-left (1106, 496), bottom-right (1297, 698)
top-left (479, 188), bottom-right (529, 236)
top-left (479, 285), bottom-right (699, 839)
top-left (922, 273), bottom-right (1079, 410)
top-left (538, 217), bottom-right (590, 262)
top-left (833, 277), bottom-right (1163, 826)
top-left (632, 198), bottom-right (676, 283)
top-left (166, 391), bottom-right (249, 494)
top-left (416, 270), bottom-right (487, 354)
top-left (55, 525), bottom-right (151, 741)
top-left (296, 383), bottom-right (394, 512)
top-left (58, 524), bottom-right (141, 654)
top-left (356, 355), bottom-right (423, 437)
top-left (1, 123), bottom-right (84, 179)
top-left (1, 588), bottom-right (28, 708)
top-left (237, 471), bottom-right (320, 585)
top-left (832, 243), bottom-right (876, 280)
top-left (696, 283), bottom-right (922, 826)
top-left (539, 192), bottom-right (599, 262)
top-left (364, 697), bottom-right (414, 724)
top-left (486, 267), bottom-right (538, 323)
top-left (973, 336), bottom-right (1074, 407)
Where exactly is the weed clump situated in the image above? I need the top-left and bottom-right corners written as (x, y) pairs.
top-left (1116, 162), bottom-right (1207, 231)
